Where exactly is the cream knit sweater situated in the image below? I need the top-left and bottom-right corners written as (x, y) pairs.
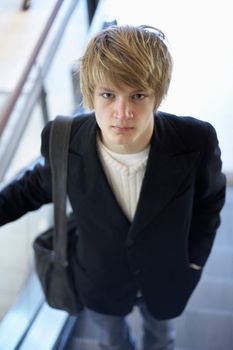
top-left (97, 137), bottom-right (150, 221)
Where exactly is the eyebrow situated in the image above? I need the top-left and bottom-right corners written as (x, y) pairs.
top-left (97, 87), bottom-right (115, 92)
top-left (97, 87), bottom-right (146, 93)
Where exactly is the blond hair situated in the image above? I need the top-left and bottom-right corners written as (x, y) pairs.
top-left (79, 25), bottom-right (173, 110)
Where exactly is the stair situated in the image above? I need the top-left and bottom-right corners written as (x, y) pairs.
top-left (173, 187), bottom-right (233, 350)
top-left (175, 308), bottom-right (233, 350)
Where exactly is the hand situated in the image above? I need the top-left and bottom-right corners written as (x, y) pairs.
top-left (189, 263), bottom-right (202, 270)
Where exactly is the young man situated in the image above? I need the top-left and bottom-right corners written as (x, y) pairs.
top-left (0, 25), bottom-right (226, 350)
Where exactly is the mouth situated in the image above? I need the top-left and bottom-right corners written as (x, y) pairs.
top-left (112, 125), bottom-right (134, 132)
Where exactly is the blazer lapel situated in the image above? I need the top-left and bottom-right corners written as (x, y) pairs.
top-left (127, 114), bottom-right (200, 241)
top-left (69, 115), bottom-right (130, 231)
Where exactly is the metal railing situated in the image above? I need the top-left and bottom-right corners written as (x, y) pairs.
top-left (0, 0), bottom-right (65, 136)
top-left (0, 0), bottom-right (83, 182)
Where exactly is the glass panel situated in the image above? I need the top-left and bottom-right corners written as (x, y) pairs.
top-left (0, 0), bottom-right (89, 345)
top-left (42, 0), bottom-right (89, 119)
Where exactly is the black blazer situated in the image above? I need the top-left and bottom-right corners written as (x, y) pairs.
top-left (0, 111), bottom-right (226, 319)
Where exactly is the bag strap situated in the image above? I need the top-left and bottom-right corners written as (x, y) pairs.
top-left (49, 116), bottom-right (73, 266)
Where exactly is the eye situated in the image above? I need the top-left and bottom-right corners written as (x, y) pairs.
top-left (132, 93), bottom-right (145, 101)
top-left (101, 92), bottom-right (115, 99)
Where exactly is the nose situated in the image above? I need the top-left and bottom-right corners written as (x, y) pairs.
top-left (113, 99), bottom-right (133, 120)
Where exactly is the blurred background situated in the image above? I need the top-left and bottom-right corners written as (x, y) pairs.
top-left (0, 1), bottom-right (232, 349)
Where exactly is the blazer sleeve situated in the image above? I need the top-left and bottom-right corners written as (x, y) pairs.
top-left (0, 122), bottom-right (53, 226)
top-left (188, 123), bottom-right (226, 267)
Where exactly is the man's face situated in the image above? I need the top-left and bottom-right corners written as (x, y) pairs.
top-left (93, 83), bottom-right (155, 154)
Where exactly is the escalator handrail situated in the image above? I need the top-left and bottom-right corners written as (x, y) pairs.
top-left (0, 0), bottom-right (65, 137)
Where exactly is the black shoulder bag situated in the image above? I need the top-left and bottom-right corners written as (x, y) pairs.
top-left (33, 116), bottom-right (83, 314)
